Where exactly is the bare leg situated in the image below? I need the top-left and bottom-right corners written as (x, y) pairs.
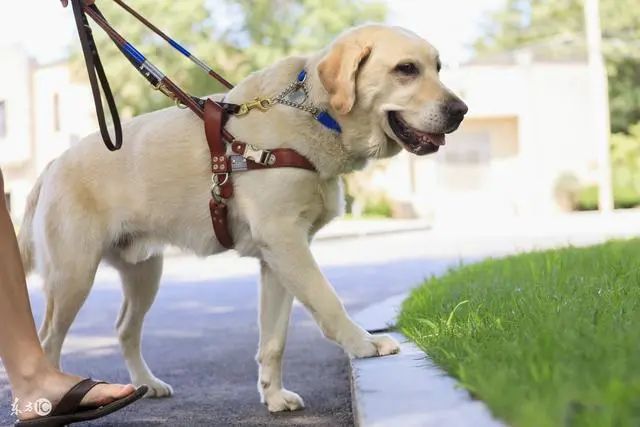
top-left (257, 261), bottom-right (303, 412)
top-left (0, 168), bottom-right (135, 421)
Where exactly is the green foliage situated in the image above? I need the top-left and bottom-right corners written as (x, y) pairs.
top-left (475, 0), bottom-right (584, 53)
top-left (577, 184), bottom-right (640, 210)
top-left (362, 196), bottom-right (392, 218)
top-left (75, 0), bottom-right (386, 117)
top-left (229, 0), bottom-right (386, 73)
top-left (578, 123), bottom-right (640, 210)
top-left (474, 0), bottom-right (640, 134)
top-left (398, 240), bottom-right (640, 427)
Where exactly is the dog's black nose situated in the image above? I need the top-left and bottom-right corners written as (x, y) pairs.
top-left (446, 99), bottom-right (468, 117)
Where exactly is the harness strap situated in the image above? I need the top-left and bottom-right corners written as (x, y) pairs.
top-left (230, 143), bottom-right (316, 171)
top-left (204, 100), bottom-right (234, 249)
top-left (112, 0), bottom-right (234, 90)
top-left (204, 101), bottom-right (316, 248)
top-left (71, 0), bottom-right (122, 151)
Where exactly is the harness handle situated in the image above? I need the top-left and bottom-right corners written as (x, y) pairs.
top-left (70, 0), bottom-right (122, 151)
top-left (111, 0), bottom-right (234, 90)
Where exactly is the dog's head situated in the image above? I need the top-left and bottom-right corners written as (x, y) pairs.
top-left (317, 25), bottom-right (467, 157)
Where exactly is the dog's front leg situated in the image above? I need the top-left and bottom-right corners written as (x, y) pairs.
top-left (258, 226), bottom-right (399, 358)
top-left (257, 260), bottom-right (304, 412)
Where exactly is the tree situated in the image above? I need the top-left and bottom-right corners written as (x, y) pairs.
top-left (474, 0), bottom-right (640, 134)
top-left (74, 0), bottom-right (386, 117)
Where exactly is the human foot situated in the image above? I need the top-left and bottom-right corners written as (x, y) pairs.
top-left (13, 371), bottom-right (135, 421)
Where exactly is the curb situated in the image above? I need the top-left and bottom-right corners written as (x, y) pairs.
top-left (350, 294), bottom-right (505, 427)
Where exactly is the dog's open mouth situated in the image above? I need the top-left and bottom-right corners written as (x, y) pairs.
top-left (388, 112), bottom-right (444, 156)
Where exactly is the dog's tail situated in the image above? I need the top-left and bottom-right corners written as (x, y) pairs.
top-left (18, 161), bottom-right (53, 274)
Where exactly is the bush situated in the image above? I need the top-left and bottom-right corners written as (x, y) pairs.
top-left (362, 197), bottom-right (392, 218)
top-left (577, 123), bottom-right (640, 210)
top-left (577, 185), bottom-right (640, 210)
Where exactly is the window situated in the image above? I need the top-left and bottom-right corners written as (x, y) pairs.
top-left (438, 131), bottom-right (492, 191)
top-left (0, 100), bottom-right (6, 138)
top-left (440, 132), bottom-right (491, 165)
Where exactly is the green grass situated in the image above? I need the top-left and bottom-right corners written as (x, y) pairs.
top-left (398, 240), bottom-right (640, 427)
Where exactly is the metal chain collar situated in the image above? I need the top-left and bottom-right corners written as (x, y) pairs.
top-left (234, 72), bottom-right (319, 117)
top-left (271, 75), bottom-right (319, 116)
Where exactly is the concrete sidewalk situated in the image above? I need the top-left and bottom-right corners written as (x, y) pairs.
top-left (162, 218), bottom-right (431, 258)
top-left (351, 296), bottom-right (504, 427)
top-left (315, 218), bottom-right (431, 240)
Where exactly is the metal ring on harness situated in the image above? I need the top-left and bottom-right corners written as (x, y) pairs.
top-left (210, 173), bottom-right (229, 203)
top-left (212, 173), bottom-right (229, 186)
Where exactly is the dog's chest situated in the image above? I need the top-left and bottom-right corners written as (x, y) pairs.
top-left (308, 177), bottom-right (344, 236)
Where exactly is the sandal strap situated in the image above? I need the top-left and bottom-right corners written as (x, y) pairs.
top-left (50, 378), bottom-right (106, 416)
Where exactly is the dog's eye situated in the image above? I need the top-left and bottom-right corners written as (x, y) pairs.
top-left (394, 62), bottom-right (420, 76)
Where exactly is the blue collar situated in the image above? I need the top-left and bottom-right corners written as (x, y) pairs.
top-left (273, 70), bottom-right (342, 134)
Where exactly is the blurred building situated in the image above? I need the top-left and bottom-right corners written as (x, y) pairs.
top-left (370, 49), bottom-right (601, 223)
top-left (0, 46), bottom-right (96, 220)
top-left (1, 45), bottom-right (601, 223)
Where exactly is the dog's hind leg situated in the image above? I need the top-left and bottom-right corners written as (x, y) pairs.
top-left (111, 254), bottom-right (172, 397)
top-left (256, 261), bottom-right (304, 412)
top-left (40, 254), bottom-right (101, 369)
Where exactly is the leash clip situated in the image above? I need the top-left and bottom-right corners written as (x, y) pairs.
top-left (154, 82), bottom-right (187, 109)
top-left (154, 82), bottom-right (174, 98)
top-left (235, 97), bottom-right (273, 116)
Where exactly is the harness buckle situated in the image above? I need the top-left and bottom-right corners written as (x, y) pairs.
top-left (244, 145), bottom-right (275, 166)
top-left (235, 97), bottom-right (273, 116)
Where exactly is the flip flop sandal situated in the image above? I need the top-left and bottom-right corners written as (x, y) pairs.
top-left (14, 379), bottom-right (148, 427)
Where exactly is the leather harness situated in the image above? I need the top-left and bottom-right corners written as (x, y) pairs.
top-left (68, 0), bottom-right (318, 249)
top-left (203, 100), bottom-right (315, 248)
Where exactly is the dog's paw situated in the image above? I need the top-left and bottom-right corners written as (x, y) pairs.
top-left (135, 376), bottom-right (174, 398)
top-left (263, 389), bottom-right (305, 412)
top-left (348, 334), bottom-right (401, 358)
top-left (371, 334), bottom-right (401, 356)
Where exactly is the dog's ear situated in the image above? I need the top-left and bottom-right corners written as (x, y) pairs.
top-left (317, 41), bottom-right (372, 115)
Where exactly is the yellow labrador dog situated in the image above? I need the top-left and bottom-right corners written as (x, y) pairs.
top-left (18, 25), bottom-right (466, 411)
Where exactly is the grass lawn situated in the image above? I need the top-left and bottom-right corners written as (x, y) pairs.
top-left (398, 240), bottom-right (640, 427)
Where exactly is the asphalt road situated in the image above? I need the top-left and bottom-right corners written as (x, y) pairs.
top-left (0, 231), bottom-right (459, 427)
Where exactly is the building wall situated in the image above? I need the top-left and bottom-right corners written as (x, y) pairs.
top-left (33, 63), bottom-right (96, 173)
top-left (0, 47), bottom-right (96, 220)
top-left (0, 47), bottom-right (35, 221)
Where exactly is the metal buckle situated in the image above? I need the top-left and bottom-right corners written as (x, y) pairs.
top-left (235, 97), bottom-right (273, 116)
top-left (244, 145), bottom-right (274, 165)
top-left (210, 173), bottom-right (229, 203)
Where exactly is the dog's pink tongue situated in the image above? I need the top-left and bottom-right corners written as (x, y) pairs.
top-left (428, 133), bottom-right (446, 146)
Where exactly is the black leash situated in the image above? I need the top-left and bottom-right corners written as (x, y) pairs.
top-left (70, 0), bottom-right (122, 151)
top-left (69, 0), bottom-right (241, 150)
